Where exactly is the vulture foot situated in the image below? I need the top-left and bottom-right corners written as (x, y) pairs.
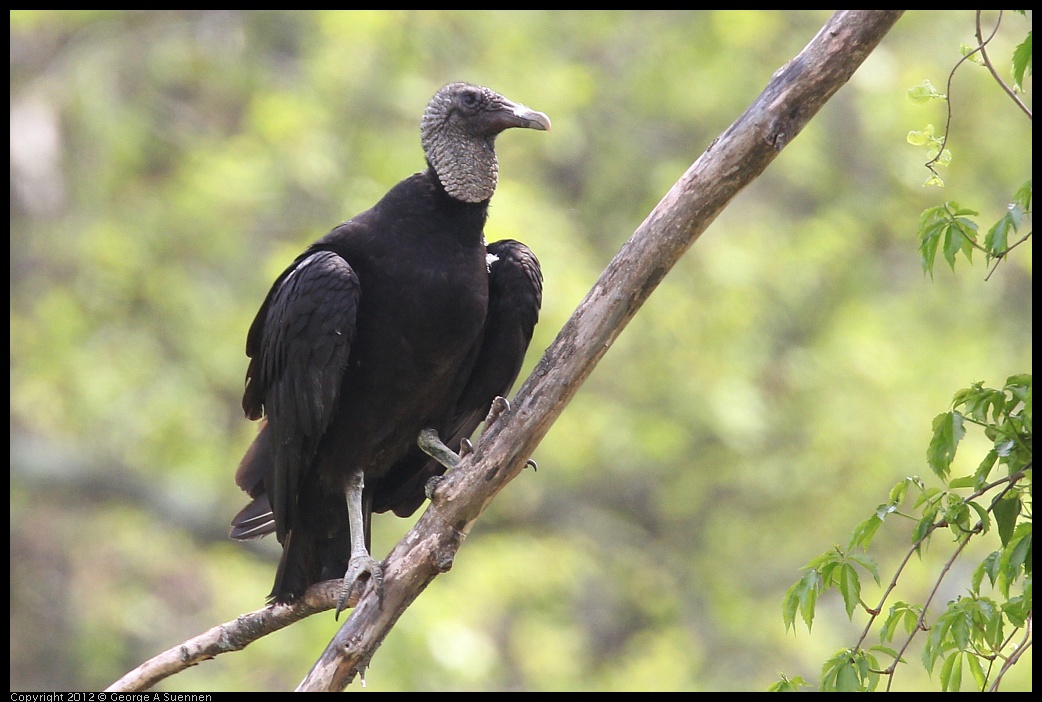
top-left (335, 554), bottom-right (384, 619)
top-left (485, 396), bottom-right (510, 425)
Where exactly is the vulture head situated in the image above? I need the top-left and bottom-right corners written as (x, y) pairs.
top-left (421, 82), bottom-right (551, 203)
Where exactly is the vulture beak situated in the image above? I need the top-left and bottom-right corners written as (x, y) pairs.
top-left (510, 103), bottom-right (552, 131)
top-left (488, 98), bottom-right (552, 134)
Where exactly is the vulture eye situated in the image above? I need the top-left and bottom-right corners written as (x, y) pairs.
top-left (459, 90), bottom-right (481, 110)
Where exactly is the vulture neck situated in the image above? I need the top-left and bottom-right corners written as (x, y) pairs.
top-left (423, 133), bottom-right (498, 204)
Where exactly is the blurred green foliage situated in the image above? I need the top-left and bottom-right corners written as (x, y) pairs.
top-left (10, 10), bottom-right (1031, 692)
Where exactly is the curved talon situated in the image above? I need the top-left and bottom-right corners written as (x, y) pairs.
top-left (526, 458), bottom-right (538, 472)
top-left (459, 437), bottom-right (474, 459)
top-left (425, 474), bottom-right (445, 500)
top-left (485, 396), bottom-right (510, 425)
top-left (334, 555), bottom-right (384, 620)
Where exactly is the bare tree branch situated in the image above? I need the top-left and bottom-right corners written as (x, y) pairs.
top-left (106, 9), bottom-right (906, 692)
top-left (106, 582), bottom-right (341, 692)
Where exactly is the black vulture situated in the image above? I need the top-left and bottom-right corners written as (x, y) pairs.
top-left (229, 83), bottom-right (548, 611)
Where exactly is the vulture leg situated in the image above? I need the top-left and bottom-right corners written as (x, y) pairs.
top-left (418, 428), bottom-right (463, 471)
top-left (417, 428), bottom-right (462, 500)
top-left (335, 469), bottom-right (384, 618)
top-left (415, 397), bottom-right (511, 474)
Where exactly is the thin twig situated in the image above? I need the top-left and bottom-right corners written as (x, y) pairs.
top-left (923, 10), bottom-right (1005, 179)
top-left (975, 10), bottom-right (1032, 119)
top-left (989, 614), bottom-right (1033, 691)
top-left (985, 229), bottom-right (1033, 281)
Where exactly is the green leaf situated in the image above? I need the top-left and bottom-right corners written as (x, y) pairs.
top-left (838, 563), bottom-right (861, 620)
top-left (847, 552), bottom-right (881, 586)
top-left (913, 511), bottom-right (936, 547)
top-left (819, 560), bottom-right (841, 589)
top-left (993, 492), bottom-right (1021, 547)
top-left (957, 385), bottom-right (1006, 424)
top-left (975, 550), bottom-right (1002, 589)
top-left (919, 222), bottom-right (942, 273)
top-left (923, 609), bottom-right (958, 674)
top-left (950, 607), bottom-right (970, 651)
top-left (1002, 591), bottom-right (1031, 628)
top-left (985, 211), bottom-right (1014, 257)
top-left (881, 601), bottom-right (922, 642)
top-left (914, 485), bottom-right (941, 510)
top-left (860, 652), bottom-right (881, 692)
top-left (954, 596), bottom-right (1003, 652)
top-left (998, 526), bottom-right (1032, 593)
top-left (847, 514), bottom-right (882, 551)
top-left (1004, 372), bottom-right (1033, 392)
top-left (888, 477), bottom-right (919, 505)
top-left (1011, 181), bottom-right (1032, 212)
top-left (782, 581), bottom-right (801, 633)
top-left (959, 43), bottom-right (986, 64)
top-left (907, 81), bottom-right (945, 103)
top-left (995, 438), bottom-right (1015, 457)
top-left (821, 649), bottom-right (872, 691)
top-left (941, 216), bottom-right (978, 270)
top-left (835, 662), bottom-right (860, 692)
top-left (928, 411), bottom-right (965, 479)
top-left (948, 474), bottom-right (976, 489)
top-left (1012, 32), bottom-right (1032, 90)
top-left (784, 568), bottom-right (823, 633)
top-left (973, 449), bottom-right (999, 489)
top-left (951, 384), bottom-right (977, 408)
top-left (943, 202), bottom-right (979, 218)
top-left (819, 650), bottom-right (878, 693)
top-left (917, 205), bottom-right (954, 274)
top-left (907, 128), bottom-right (932, 146)
top-left (967, 500), bottom-right (990, 535)
top-left (768, 674), bottom-right (810, 692)
top-left (869, 644), bottom-right (903, 662)
top-left (943, 496), bottom-right (971, 537)
top-left (941, 650), bottom-right (963, 692)
top-left (803, 551), bottom-right (835, 571)
top-left (967, 653), bottom-right (988, 691)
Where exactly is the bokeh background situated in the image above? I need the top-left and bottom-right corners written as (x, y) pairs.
top-left (10, 10), bottom-right (1031, 691)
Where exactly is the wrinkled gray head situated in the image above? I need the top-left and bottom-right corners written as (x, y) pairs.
top-left (421, 83), bottom-right (550, 203)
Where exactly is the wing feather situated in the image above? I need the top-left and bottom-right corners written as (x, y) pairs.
top-left (242, 249), bottom-right (360, 540)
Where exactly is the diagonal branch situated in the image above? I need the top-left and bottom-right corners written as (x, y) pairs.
top-left (300, 9), bottom-right (906, 692)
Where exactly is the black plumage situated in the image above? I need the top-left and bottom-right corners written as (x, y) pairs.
top-left (230, 83), bottom-right (548, 607)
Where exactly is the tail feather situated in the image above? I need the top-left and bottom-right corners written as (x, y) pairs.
top-left (230, 421), bottom-right (277, 540)
top-left (232, 419), bottom-right (359, 603)
top-left (230, 497), bottom-right (275, 540)
top-left (268, 529), bottom-right (317, 604)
